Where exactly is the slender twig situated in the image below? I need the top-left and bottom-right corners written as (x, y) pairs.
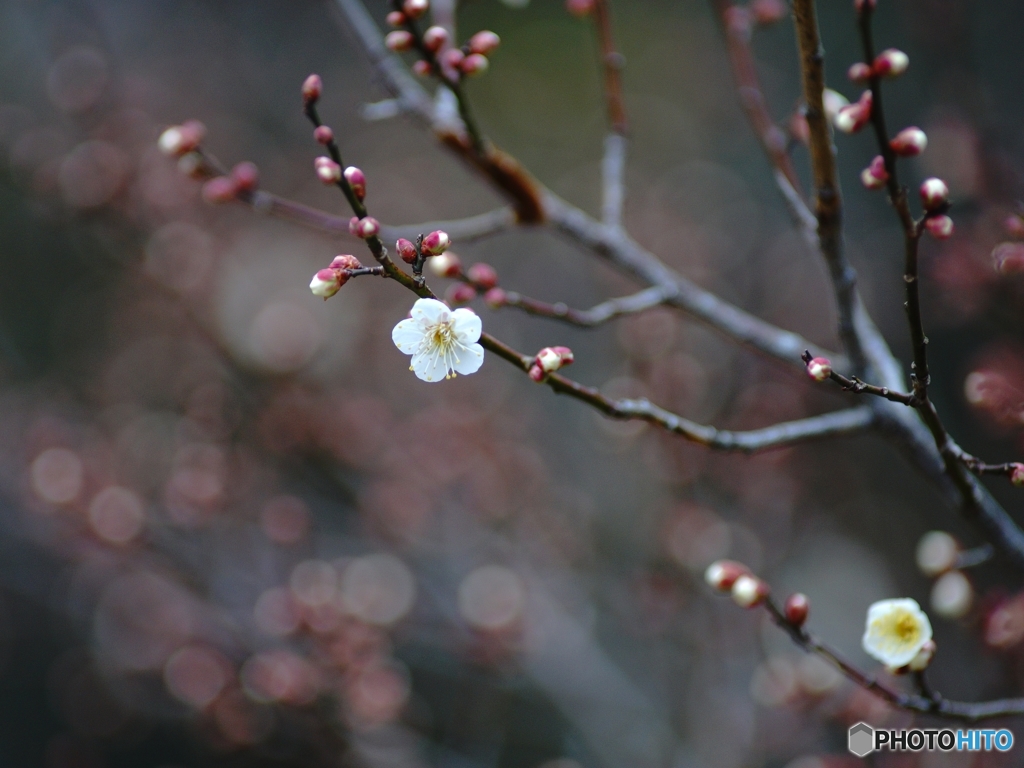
top-left (602, 133), bottom-right (627, 229)
top-left (591, 0), bottom-right (628, 228)
top-left (495, 284), bottom-right (676, 327)
top-left (802, 351), bottom-right (918, 406)
top-left (381, 207), bottom-right (516, 244)
top-left (761, 598), bottom-right (1024, 721)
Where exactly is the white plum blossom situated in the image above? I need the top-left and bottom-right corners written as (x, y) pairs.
top-left (392, 298), bottom-right (484, 382)
top-left (862, 597), bottom-right (933, 668)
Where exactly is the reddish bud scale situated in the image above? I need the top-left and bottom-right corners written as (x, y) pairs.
top-left (422, 230), bottom-right (451, 256)
top-left (445, 283), bottom-right (477, 306)
top-left (565, 0), bottom-right (595, 17)
top-left (924, 215), bottom-right (954, 240)
top-left (528, 364), bottom-right (545, 382)
top-left (343, 166), bottom-right (367, 201)
top-left (315, 157), bottom-right (342, 184)
top-left (1012, 464), bottom-right (1024, 488)
top-left (468, 31), bottom-right (501, 56)
top-left (314, 126), bottom-right (334, 145)
top-left (422, 26), bottom-right (449, 54)
top-left (440, 49), bottom-right (465, 72)
top-left (466, 262), bottom-right (498, 290)
top-left (385, 30), bottom-right (415, 52)
top-left (483, 287), bottom-right (507, 308)
top-left (412, 60), bottom-right (433, 77)
top-left (704, 560), bottom-right (748, 592)
top-left (302, 74), bottom-right (322, 104)
top-left (919, 178), bottom-right (949, 211)
top-left (461, 53), bottom-right (489, 77)
top-left (860, 155), bottom-right (889, 190)
top-left (750, 0), bottom-right (787, 25)
top-left (847, 62), bottom-right (872, 82)
top-left (201, 176), bottom-right (237, 204)
top-left (330, 254), bottom-right (362, 271)
top-left (354, 217), bottom-right (380, 239)
top-left (784, 593), bottom-right (810, 627)
top-left (396, 238), bottom-right (418, 264)
top-left (386, 10), bottom-right (406, 26)
top-left (834, 91), bottom-right (872, 134)
top-left (230, 161), bottom-right (259, 192)
top-left (731, 574), bottom-right (769, 608)
top-left (890, 127), bottom-right (928, 157)
top-left (403, 0), bottom-right (428, 19)
top-left (806, 357), bottom-right (832, 382)
top-left (874, 48), bottom-right (909, 78)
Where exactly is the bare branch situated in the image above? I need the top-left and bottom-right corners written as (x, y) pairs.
top-left (602, 132), bottom-right (627, 229)
top-left (381, 207), bottom-right (517, 244)
top-left (498, 284), bottom-right (680, 327)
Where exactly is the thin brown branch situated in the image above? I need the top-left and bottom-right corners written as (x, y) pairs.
top-left (496, 285), bottom-right (680, 327)
top-left (381, 207), bottom-right (517, 244)
top-left (802, 351), bottom-right (918, 407)
top-left (590, 0), bottom-right (628, 136)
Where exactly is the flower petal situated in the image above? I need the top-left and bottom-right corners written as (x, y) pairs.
top-left (411, 351), bottom-right (451, 383)
top-left (410, 298), bottom-right (449, 326)
top-left (452, 342), bottom-right (484, 375)
top-left (450, 308), bottom-right (482, 343)
top-left (391, 318), bottom-right (422, 355)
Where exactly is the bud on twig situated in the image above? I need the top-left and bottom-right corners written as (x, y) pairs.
top-left (924, 214), bottom-right (953, 240)
top-left (315, 157), bottom-right (342, 184)
top-left (314, 125), bottom-right (333, 145)
top-left (847, 62), bottom-right (872, 82)
top-left (445, 283), bottom-right (477, 306)
top-left (302, 74), bottom-right (322, 105)
top-left (535, 346), bottom-right (574, 375)
top-left (352, 217), bottom-right (380, 239)
top-left (422, 230), bottom-right (451, 256)
top-left (403, 0), bottom-right (429, 19)
top-left (422, 26), bottom-right (449, 53)
top-left (429, 252), bottom-right (461, 278)
top-left (806, 357), bottom-right (832, 382)
top-left (440, 49), bottom-right (465, 71)
top-left (310, 268), bottom-right (347, 299)
top-left (396, 238), bottom-right (418, 264)
top-left (386, 10), bottom-right (406, 26)
top-left (412, 60), bottom-right (433, 77)
top-left (201, 176), bottom-right (237, 204)
top-left (890, 126), bottom-right (928, 157)
top-left (385, 30), bottom-right (415, 52)
top-left (731, 574), bottom-right (769, 608)
top-left (158, 120), bottom-right (206, 157)
top-left (833, 91), bottom-right (872, 134)
top-left (343, 166), bottom-right (366, 201)
top-left (784, 593), bottom-right (810, 627)
top-left (1011, 463), bottom-right (1024, 487)
top-left (330, 254), bottom-right (362, 271)
top-left (704, 560), bottom-right (747, 592)
top-left (467, 262), bottom-right (498, 289)
top-left (231, 161), bottom-right (259, 193)
top-left (860, 155), bottom-right (889, 189)
top-left (461, 53), bottom-right (490, 77)
top-left (468, 31), bottom-right (501, 56)
top-left (874, 48), bottom-right (909, 78)
top-left (483, 287), bottom-right (507, 308)
top-left (919, 178), bottom-right (949, 211)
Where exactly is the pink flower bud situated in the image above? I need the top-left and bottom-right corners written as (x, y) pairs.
top-left (385, 30), bottom-right (415, 52)
top-left (329, 254), bottom-right (362, 271)
top-left (354, 217), bottom-right (380, 239)
top-left (890, 126), bottom-right (928, 156)
top-left (440, 49), bottom-right (465, 71)
top-left (565, 0), bottom-right (595, 15)
top-left (230, 161), bottom-right (259, 192)
top-left (412, 60), bottom-right (433, 77)
top-left (466, 262), bottom-right (498, 289)
top-left (421, 230), bottom-right (451, 255)
top-left (704, 560), bottom-right (748, 592)
top-left (1012, 464), bottom-right (1024, 487)
top-left (528, 364), bottom-right (545, 382)
top-left (833, 91), bottom-right (872, 134)
top-left (750, 0), bottom-right (787, 25)
top-left (919, 178), bottom-right (949, 211)
top-left (302, 74), bottom-right (322, 105)
top-left (460, 53), bottom-right (490, 77)
top-left (445, 282), bottom-right (477, 306)
top-left (924, 214), bottom-right (954, 240)
top-left (993, 242), bottom-right (1024, 274)
top-left (860, 155), bottom-right (889, 190)
top-left (158, 121), bottom-right (206, 156)
top-left (396, 238), bottom-right (418, 264)
top-left (201, 176), bottom-right (237, 204)
top-left (468, 31), bottom-right (501, 55)
top-left (806, 356), bottom-right (832, 382)
top-left (403, 0), bottom-right (429, 19)
top-left (348, 217), bottom-right (361, 236)
top-left (731, 574), bottom-right (769, 608)
top-left (822, 89), bottom-right (850, 122)
top-left (177, 152), bottom-right (205, 179)
top-left (536, 347), bottom-right (564, 374)
top-left (483, 287), bottom-right (507, 308)
top-left (854, 0), bottom-right (877, 11)
top-left (784, 593), bottom-right (810, 627)
top-left (874, 48), bottom-right (909, 78)
top-left (344, 166), bottom-right (366, 201)
top-left (1004, 214), bottom-right (1024, 239)
top-left (386, 10), bottom-right (406, 26)
top-left (847, 62), bottom-right (872, 82)
top-left (310, 268), bottom-right (347, 299)
top-left (315, 157), bottom-right (341, 184)
top-left (428, 252), bottom-right (461, 278)
top-left (422, 26), bottom-right (449, 53)
top-left (314, 125), bottom-right (334, 145)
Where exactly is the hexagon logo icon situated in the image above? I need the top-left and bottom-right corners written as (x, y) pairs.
top-left (848, 722), bottom-right (875, 757)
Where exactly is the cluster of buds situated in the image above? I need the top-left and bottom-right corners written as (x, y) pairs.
top-left (890, 126), bottom-right (928, 157)
top-left (860, 155), bottom-right (889, 190)
top-left (704, 561), bottom-right (770, 609)
top-left (200, 161), bottom-right (261, 205)
top-left (528, 346), bottom-right (574, 382)
top-left (157, 120), bottom-right (207, 158)
top-left (848, 49), bottom-right (909, 82)
top-left (805, 356), bottom-right (832, 382)
top-left (833, 90), bottom-right (873, 134)
top-left (348, 216), bottom-right (380, 240)
top-left (396, 230), bottom-right (457, 277)
top-left (315, 156), bottom-right (341, 184)
top-left (383, 3), bottom-right (499, 81)
top-left (919, 177), bottom-right (953, 240)
top-left (309, 254), bottom-right (363, 300)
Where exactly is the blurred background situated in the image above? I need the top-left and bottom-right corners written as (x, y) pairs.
top-left (2, 0), bottom-right (1024, 766)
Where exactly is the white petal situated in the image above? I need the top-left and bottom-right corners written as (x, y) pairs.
top-left (392, 319), bottom-right (422, 354)
top-left (410, 298), bottom-right (449, 326)
top-left (452, 342), bottom-right (484, 376)
top-left (450, 308), bottom-right (482, 343)
top-left (411, 351), bottom-right (450, 383)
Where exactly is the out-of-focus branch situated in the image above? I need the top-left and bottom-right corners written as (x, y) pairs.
top-left (602, 133), bottom-right (627, 229)
top-left (591, 0), bottom-right (628, 228)
top-left (497, 284), bottom-right (675, 327)
top-left (381, 207), bottom-right (516, 243)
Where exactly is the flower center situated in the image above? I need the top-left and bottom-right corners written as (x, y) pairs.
top-left (892, 612), bottom-right (920, 643)
top-left (430, 322), bottom-right (455, 349)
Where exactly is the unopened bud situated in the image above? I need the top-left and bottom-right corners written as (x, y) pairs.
top-left (565, 0), bottom-right (595, 16)
top-left (344, 166), bottom-right (366, 200)
top-left (860, 155), bottom-right (889, 190)
top-left (440, 49), bottom-right (465, 71)
top-left (784, 593), bottom-right (810, 627)
top-left (302, 74), bottom-right (322, 105)
top-left (310, 268), bottom-right (347, 299)
top-left (1012, 463), bottom-right (1024, 487)
top-left (919, 178), bottom-right (949, 211)
top-left (445, 282), bottom-right (477, 306)
top-left (993, 243), bottom-right (1024, 274)
top-left (907, 639), bottom-right (936, 672)
top-left (528, 364), bottom-right (545, 382)
top-left (890, 126), bottom-right (927, 157)
top-left (834, 91), bottom-right (872, 134)
top-left (466, 262), bottom-right (498, 289)
top-left (535, 346), bottom-right (573, 374)
top-left (422, 229), bottom-right (451, 255)
top-left (483, 287), bottom-right (507, 308)
top-left (468, 31), bottom-right (501, 55)
top-left (1004, 214), bottom-right (1024, 239)
top-left (396, 238), bottom-right (418, 264)
top-left (806, 356), bottom-right (832, 382)
top-left (916, 531), bottom-right (958, 577)
top-left (386, 10), bottom-right (406, 26)
top-left (412, 60), bottom-right (433, 77)
top-left (315, 157), bottom-right (342, 184)
top-left (731, 574), bottom-right (769, 608)
top-left (422, 26), bottom-right (449, 53)
top-left (385, 30), bottom-right (415, 52)
top-left (158, 120), bottom-right (206, 157)
top-left (177, 151), bottom-right (205, 179)
top-left (428, 251), bottom-right (461, 277)
top-left (403, 0), bottom-right (429, 19)
top-left (353, 217), bottom-right (380, 239)
top-left (329, 254), bottom-right (362, 271)
top-left (460, 53), bottom-right (489, 77)
top-left (847, 62), bottom-right (872, 82)
top-left (230, 161), bottom-right (259, 192)
top-left (924, 214), bottom-right (954, 240)
top-left (750, 0), bottom-right (787, 25)
top-left (314, 125), bottom-right (334, 145)
top-left (822, 89), bottom-right (850, 122)
top-left (704, 560), bottom-right (747, 592)
top-left (348, 217), bottom-right (360, 237)
top-left (201, 176), bottom-right (236, 204)
top-left (874, 48), bottom-right (909, 78)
